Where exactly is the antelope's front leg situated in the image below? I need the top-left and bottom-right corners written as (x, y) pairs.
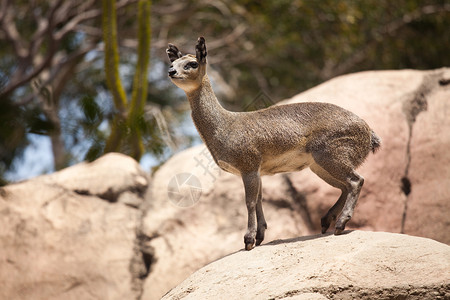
top-left (242, 172), bottom-right (260, 250)
top-left (255, 177), bottom-right (267, 246)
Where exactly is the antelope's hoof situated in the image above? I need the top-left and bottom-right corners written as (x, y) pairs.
top-left (321, 217), bottom-right (331, 234)
top-left (244, 235), bottom-right (255, 250)
top-left (334, 227), bottom-right (344, 235)
top-left (335, 217), bottom-right (349, 235)
top-left (245, 243), bottom-right (255, 251)
top-left (255, 227), bottom-right (266, 245)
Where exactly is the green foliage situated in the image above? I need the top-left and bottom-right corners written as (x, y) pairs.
top-left (160, 0), bottom-right (449, 108)
top-left (80, 96), bottom-right (103, 129)
top-left (85, 140), bottom-right (105, 163)
top-left (243, 0), bottom-right (450, 100)
top-left (0, 99), bottom-right (28, 184)
top-left (1, 0), bottom-right (449, 181)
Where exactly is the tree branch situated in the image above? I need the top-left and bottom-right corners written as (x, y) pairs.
top-left (14, 44), bottom-right (98, 107)
top-left (0, 6), bottom-right (27, 58)
top-left (0, 0), bottom-right (138, 99)
top-left (55, 8), bottom-right (101, 41)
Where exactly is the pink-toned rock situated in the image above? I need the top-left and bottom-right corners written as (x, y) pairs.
top-left (282, 69), bottom-right (450, 242)
top-left (142, 68), bottom-right (450, 299)
top-left (403, 73), bottom-right (450, 243)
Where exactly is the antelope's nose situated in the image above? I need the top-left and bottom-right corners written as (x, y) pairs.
top-left (168, 67), bottom-right (177, 77)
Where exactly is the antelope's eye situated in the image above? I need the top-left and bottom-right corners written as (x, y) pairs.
top-left (184, 62), bottom-right (199, 70)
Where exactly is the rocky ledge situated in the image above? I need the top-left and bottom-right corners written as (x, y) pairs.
top-left (162, 231), bottom-right (450, 300)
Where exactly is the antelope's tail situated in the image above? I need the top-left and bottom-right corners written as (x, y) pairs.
top-left (370, 130), bottom-right (381, 154)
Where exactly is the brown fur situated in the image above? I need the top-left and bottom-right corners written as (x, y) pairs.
top-left (167, 37), bottom-right (381, 250)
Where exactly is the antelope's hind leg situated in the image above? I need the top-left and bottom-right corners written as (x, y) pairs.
top-left (310, 164), bottom-right (348, 234)
top-left (334, 171), bottom-right (364, 234)
top-left (311, 152), bottom-right (365, 235)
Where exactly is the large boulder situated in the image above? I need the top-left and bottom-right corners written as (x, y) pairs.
top-left (0, 153), bottom-right (150, 300)
top-left (283, 68), bottom-right (450, 243)
top-left (141, 68), bottom-right (450, 299)
top-left (162, 231), bottom-right (450, 300)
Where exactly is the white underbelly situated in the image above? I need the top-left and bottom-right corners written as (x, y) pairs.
top-left (217, 160), bottom-right (242, 176)
top-left (260, 151), bottom-right (313, 175)
top-left (217, 151), bottom-right (313, 176)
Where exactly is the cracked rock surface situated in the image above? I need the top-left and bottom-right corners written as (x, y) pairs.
top-left (144, 68), bottom-right (450, 299)
top-left (283, 68), bottom-right (450, 244)
top-left (162, 231), bottom-right (450, 300)
top-left (0, 153), bottom-right (150, 300)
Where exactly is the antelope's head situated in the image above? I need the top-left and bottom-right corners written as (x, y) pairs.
top-left (166, 37), bottom-right (207, 93)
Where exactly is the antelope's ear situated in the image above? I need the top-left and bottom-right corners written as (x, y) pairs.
top-left (166, 44), bottom-right (183, 62)
top-left (195, 37), bottom-right (207, 64)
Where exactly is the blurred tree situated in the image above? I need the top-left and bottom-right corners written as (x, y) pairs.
top-left (102, 0), bottom-right (151, 160)
top-left (0, 0), bottom-right (140, 176)
top-left (0, 0), bottom-right (172, 184)
top-left (150, 0), bottom-right (450, 108)
top-left (1, 0), bottom-right (449, 183)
